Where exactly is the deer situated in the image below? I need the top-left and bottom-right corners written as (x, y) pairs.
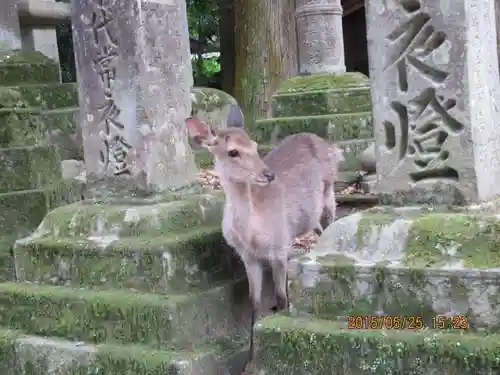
top-left (185, 115), bottom-right (343, 373)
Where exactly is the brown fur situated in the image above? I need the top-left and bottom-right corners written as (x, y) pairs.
top-left (185, 116), bottom-right (343, 372)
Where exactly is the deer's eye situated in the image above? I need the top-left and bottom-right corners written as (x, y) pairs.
top-left (228, 149), bottom-right (239, 158)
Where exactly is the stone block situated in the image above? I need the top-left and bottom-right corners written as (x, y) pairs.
top-left (0, 145), bottom-right (61, 194)
top-left (15, 226), bottom-right (244, 293)
top-left (0, 329), bottom-right (245, 375)
top-left (0, 51), bottom-right (60, 85)
top-left (288, 205), bottom-right (500, 328)
top-left (0, 108), bottom-right (47, 147)
top-left (271, 73), bottom-right (372, 117)
top-left (72, 0), bottom-right (197, 194)
top-left (15, 83), bottom-right (78, 109)
top-left (24, 192), bottom-right (224, 238)
top-left (0, 189), bottom-right (52, 238)
top-left (0, 0), bottom-right (22, 51)
top-left (43, 107), bottom-right (83, 160)
top-left (366, 0), bottom-right (500, 204)
top-left (0, 281), bottom-right (249, 350)
top-left (337, 138), bottom-right (373, 172)
top-left (254, 315), bottom-right (500, 375)
top-left (249, 113), bottom-right (372, 144)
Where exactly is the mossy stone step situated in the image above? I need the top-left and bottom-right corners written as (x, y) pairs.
top-left (0, 107), bottom-right (79, 148)
top-left (15, 226), bottom-right (244, 293)
top-left (25, 193), bottom-right (224, 238)
top-left (249, 113), bottom-right (372, 144)
top-left (254, 314), bottom-right (500, 375)
top-left (0, 281), bottom-right (249, 350)
top-left (0, 51), bottom-right (60, 86)
top-left (0, 145), bottom-right (61, 194)
top-left (271, 72), bottom-right (372, 118)
top-left (3, 83), bottom-right (77, 110)
top-left (0, 187), bottom-right (68, 238)
top-left (288, 207), bottom-right (500, 329)
top-left (0, 328), bottom-right (246, 375)
top-left (272, 87), bottom-right (371, 118)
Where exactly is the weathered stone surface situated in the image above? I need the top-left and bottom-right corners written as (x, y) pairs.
top-left (191, 87), bottom-right (242, 130)
top-left (271, 73), bottom-right (372, 117)
top-left (0, 145), bottom-right (61, 193)
top-left (249, 114), bottom-right (372, 144)
top-left (295, 0), bottom-right (345, 75)
top-left (366, 0), bottom-right (500, 204)
top-left (288, 206), bottom-right (500, 327)
top-left (255, 315), bottom-right (500, 375)
top-left (0, 281), bottom-right (249, 350)
top-left (16, 191), bottom-right (224, 238)
top-left (0, 50), bottom-right (60, 85)
top-left (15, 226), bottom-right (244, 293)
top-left (0, 328), bottom-right (245, 375)
top-left (359, 141), bottom-right (375, 174)
top-left (0, 0), bottom-right (21, 50)
top-left (72, 0), bottom-right (197, 195)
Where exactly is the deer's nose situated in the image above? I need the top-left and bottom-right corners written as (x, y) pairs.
top-left (262, 168), bottom-right (275, 182)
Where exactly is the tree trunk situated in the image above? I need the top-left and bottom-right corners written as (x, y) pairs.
top-left (234, 0), bottom-right (298, 122)
top-left (219, 0), bottom-right (236, 95)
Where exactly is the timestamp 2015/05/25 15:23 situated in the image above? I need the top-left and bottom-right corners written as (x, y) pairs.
top-left (347, 315), bottom-right (470, 330)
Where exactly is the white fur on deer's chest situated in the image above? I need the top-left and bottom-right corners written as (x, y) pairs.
top-left (222, 207), bottom-right (285, 260)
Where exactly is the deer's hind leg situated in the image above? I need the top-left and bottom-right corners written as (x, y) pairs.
top-left (320, 180), bottom-right (336, 231)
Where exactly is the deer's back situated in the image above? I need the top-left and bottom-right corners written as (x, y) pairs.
top-left (263, 133), bottom-right (337, 237)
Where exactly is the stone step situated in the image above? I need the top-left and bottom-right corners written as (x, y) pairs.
top-left (0, 51), bottom-right (61, 86)
top-left (0, 188), bottom-right (62, 239)
top-left (15, 226), bottom-right (244, 293)
top-left (0, 107), bottom-right (80, 147)
top-left (4, 83), bottom-right (78, 110)
top-left (0, 145), bottom-right (61, 194)
top-left (288, 206), bottom-right (500, 329)
top-left (23, 193), bottom-right (225, 239)
top-left (249, 113), bottom-right (372, 144)
top-left (270, 72), bottom-right (372, 118)
top-left (272, 88), bottom-right (372, 118)
top-left (0, 281), bottom-right (250, 350)
top-left (254, 314), bottom-right (500, 375)
top-left (0, 328), bottom-right (247, 375)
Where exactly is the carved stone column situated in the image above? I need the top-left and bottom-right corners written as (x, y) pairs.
top-left (295, 0), bottom-right (346, 75)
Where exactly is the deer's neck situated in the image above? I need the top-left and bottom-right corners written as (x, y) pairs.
top-left (220, 178), bottom-right (255, 217)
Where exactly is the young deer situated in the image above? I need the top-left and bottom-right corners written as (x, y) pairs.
top-left (185, 116), bottom-right (342, 371)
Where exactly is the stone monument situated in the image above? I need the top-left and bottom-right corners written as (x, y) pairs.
top-left (366, 0), bottom-right (500, 205)
top-left (72, 0), bottom-right (198, 197)
top-left (5, 0), bottom-right (249, 372)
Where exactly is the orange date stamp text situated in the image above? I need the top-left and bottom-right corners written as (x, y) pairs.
top-left (347, 315), bottom-right (469, 330)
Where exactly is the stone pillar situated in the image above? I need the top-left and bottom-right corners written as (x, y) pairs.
top-left (295, 0), bottom-right (346, 75)
top-left (71, 0), bottom-right (197, 197)
top-left (366, 0), bottom-right (500, 204)
top-left (0, 0), bottom-right (22, 50)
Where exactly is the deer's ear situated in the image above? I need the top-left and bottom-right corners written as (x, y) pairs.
top-left (185, 117), bottom-right (216, 149)
top-left (226, 104), bottom-right (245, 129)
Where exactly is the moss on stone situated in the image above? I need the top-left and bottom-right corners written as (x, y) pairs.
top-left (15, 226), bottom-right (243, 293)
top-left (0, 108), bottom-right (47, 147)
top-left (191, 87), bottom-right (237, 113)
top-left (0, 328), bottom-right (245, 375)
top-left (355, 213), bottom-right (399, 246)
top-left (248, 112), bottom-right (372, 144)
top-left (272, 88), bottom-right (372, 117)
top-left (0, 281), bottom-right (242, 350)
top-left (0, 189), bottom-right (50, 237)
top-left (38, 193), bottom-right (224, 238)
top-left (15, 83), bottom-right (78, 110)
top-left (255, 315), bottom-right (500, 375)
top-left (405, 213), bottom-right (500, 268)
top-left (0, 51), bottom-right (60, 86)
top-left (0, 146), bottom-right (61, 194)
top-left (275, 72), bottom-right (370, 94)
